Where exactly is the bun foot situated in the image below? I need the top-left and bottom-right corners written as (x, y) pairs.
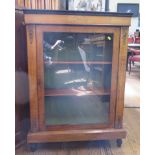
top-left (116, 139), bottom-right (122, 147)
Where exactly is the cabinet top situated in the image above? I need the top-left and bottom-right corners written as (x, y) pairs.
top-left (23, 9), bottom-right (132, 17)
top-left (24, 9), bottom-right (132, 26)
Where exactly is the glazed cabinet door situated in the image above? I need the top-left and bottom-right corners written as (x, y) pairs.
top-left (36, 26), bottom-right (120, 131)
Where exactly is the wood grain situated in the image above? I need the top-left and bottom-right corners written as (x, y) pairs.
top-left (36, 25), bottom-right (120, 34)
top-left (111, 108), bottom-right (140, 155)
top-left (46, 123), bottom-right (110, 131)
top-left (27, 129), bottom-right (126, 143)
top-left (24, 14), bottom-right (131, 26)
top-left (26, 25), bottom-right (39, 132)
top-left (15, 9), bottom-right (29, 149)
top-left (109, 28), bottom-right (120, 127)
top-left (115, 27), bottom-right (129, 128)
top-left (24, 12), bottom-right (131, 145)
top-left (36, 26), bottom-right (45, 131)
top-left (45, 88), bottom-right (110, 96)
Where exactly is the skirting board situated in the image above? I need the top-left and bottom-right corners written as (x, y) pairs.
top-left (27, 128), bottom-right (127, 143)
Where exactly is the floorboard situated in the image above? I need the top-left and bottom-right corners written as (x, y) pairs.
top-left (125, 63), bottom-right (140, 107)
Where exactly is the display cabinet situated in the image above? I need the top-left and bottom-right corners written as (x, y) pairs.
top-left (24, 10), bottom-right (132, 151)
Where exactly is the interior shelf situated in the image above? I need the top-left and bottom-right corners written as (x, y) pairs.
top-left (45, 88), bottom-right (110, 96)
top-left (45, 61), bottom-right (112, 65)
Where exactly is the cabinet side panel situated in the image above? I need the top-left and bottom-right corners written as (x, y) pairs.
top-left (15, 10), bottom-right (29, 148)
top-left (26, 25), bottom-right (39, 132)
top-left (115, 27), bottom-right (128, 128)
top-left (110, 29), bottom-right (120, 127)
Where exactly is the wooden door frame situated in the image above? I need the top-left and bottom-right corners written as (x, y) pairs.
top-left (35, 25), bottom-right (120, 131)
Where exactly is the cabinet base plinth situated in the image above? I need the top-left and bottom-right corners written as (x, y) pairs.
top-left (27, 128), bottom-right (126, 143)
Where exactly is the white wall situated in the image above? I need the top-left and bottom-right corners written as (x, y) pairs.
top-left (109, 0), bottom-right (140, 34)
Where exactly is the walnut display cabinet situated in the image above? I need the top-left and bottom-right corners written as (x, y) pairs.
top-left (24, 10), bottom-right (132, 151)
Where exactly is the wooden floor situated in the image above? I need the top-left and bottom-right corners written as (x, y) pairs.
top-left (125, 63), bottom-right (140, 108)
top-left (16, 108), bottom-right (140, 155)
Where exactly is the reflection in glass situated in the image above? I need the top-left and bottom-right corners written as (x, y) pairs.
top-left (43, 32), bottom-right (113, 126)
top-left (45, 95), bottom-right (110, 125)
top-left (44, 64), bottom-right (111, 90)
top-left (43, 32), bottom-right (113, 62)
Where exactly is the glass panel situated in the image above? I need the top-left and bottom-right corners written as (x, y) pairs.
top-left (43, 32), bottom-right (113, 126)
top-left (45, 96), bottom-right (110, 125)
top-left (44, 64), bottom-right (111, 89)
top-left (43, 32), bottom-right (113, 62)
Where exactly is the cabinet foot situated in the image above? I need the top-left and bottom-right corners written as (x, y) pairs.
top-left (28, 144), bottom-right (38, 152)
top-left (116, 139), bottom-right (122, 147)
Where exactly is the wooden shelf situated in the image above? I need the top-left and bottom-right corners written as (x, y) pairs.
top-left (45, 88), bottom-right (110, 96)
top-left (45, 61), bottom-right (112, 65)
